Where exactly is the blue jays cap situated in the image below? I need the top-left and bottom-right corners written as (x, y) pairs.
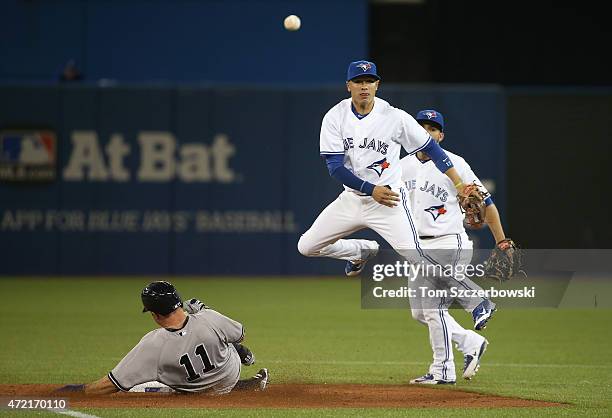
top-left (416, 109), bottom-right (445, 131)
top-left (346, 60), bottom-right (381, 82)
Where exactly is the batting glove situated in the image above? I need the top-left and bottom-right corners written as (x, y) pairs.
top-left (56, 384), bottom-right (85, 392)
top-left (233, 343), bottom-right (256, 366)
top-left (183, 298), bottom-right (208, 314)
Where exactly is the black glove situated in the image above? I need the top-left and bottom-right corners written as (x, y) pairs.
top-left (232, 343), bottom-right (255, 366)
top-left (56, 384), bottom-right (85, 392)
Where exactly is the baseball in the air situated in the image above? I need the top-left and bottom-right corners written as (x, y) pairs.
top-left (284, 15), bottom-right (301, 31)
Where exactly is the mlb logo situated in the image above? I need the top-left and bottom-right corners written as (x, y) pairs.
top-left (0, 130), bottom-right (56, 165)
top-left (0, 130), bottom-right (57, 181)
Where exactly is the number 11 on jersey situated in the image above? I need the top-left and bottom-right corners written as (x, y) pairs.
top-left (179, 344), bottom-right (216, 381)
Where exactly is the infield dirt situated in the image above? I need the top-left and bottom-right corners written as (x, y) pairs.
top-left (0, 384), bottom-right (564, 409)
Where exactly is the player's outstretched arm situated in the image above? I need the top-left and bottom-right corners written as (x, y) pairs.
top-left (55, 376), bottom-right (119, 395)
top-left (85, 376), bottom-right (120, 395)
top-left (418, 139), bottom-right (473, 196)
top-left (484, 203), bottom-right (506, 244)
top-left (443, 166), bottom-right (465, 192)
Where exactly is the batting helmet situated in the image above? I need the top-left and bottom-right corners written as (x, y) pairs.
top-left (141, 281), bottom-right (182, 315)
top-left (416, 109), bottom-right (445, 132)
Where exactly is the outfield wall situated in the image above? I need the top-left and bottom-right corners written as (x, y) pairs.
top-left (1, 0), bottom-right (367, 84)
top-left (0, 84), bottom-right (506, 275)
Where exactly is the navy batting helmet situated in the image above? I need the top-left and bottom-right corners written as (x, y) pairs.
top-left (416, 109), bottom-right (445, 131)
top-left (141, 281), bottom-right (182, 315)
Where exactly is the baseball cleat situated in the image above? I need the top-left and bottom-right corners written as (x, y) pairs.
top-left (463, 339), bottom-right (488, 380)
top-left (345, 260), bottom-right (367, 276)
top-left (233, 368), bottom-right (269, 391)
top-left (409, 373), bottom-right (455, 385)
top-left (472, 299), bottom-right (496, 330)
top-left (235, 368), bottom-right (269, 391)
top-left (254, 368), bottom-right (269, 391)
top-left (345, 244), bottom-right (379, 277)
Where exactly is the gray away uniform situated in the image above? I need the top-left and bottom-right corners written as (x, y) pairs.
top-left (108, 309), bottom-right (244, 394)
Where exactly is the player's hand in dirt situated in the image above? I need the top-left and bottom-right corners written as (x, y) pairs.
top-left (56, 384), bottom-right (85, 392)
top-left (372, 185), bottom-right (400, 207)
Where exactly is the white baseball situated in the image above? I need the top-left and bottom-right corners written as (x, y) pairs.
top-left (284, 15), bottom-right (301, 31)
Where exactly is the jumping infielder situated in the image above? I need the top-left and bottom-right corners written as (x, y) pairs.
top-left (401, 109), bottom-right (506, 384)
top-left (58, 281), bottom-right (268, 394)
top-left (298, 60), bottom-right (477, 272)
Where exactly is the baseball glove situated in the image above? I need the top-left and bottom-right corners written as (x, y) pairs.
top-left (457, 182), bottom-right (487, 228)
top-left (483, 238), bottom-right (524, 282)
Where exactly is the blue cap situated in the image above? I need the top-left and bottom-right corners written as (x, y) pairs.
top-left (346, 60), bottom-right (380, 82)
top-left (416, 109), bottom-right (445, 131)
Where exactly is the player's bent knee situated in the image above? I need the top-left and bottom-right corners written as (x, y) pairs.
top-left (297, 235), bottom-right (317, 257)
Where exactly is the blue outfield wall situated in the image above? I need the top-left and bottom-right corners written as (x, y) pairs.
top-left (0, 84), bottom-right (505, 275)
top-left (1, 0), bottom-right (367, 84)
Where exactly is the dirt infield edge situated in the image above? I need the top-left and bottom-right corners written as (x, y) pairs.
top-left (0, 383), bottom-right (565, 409)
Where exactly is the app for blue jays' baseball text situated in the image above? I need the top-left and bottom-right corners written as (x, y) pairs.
top-left (0, 130), bottom-right (57, 181)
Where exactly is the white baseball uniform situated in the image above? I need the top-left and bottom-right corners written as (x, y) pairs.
top-left (298, 97), bottom-right (435, 262)
top-left (400, 149), bottom-right (490, 381)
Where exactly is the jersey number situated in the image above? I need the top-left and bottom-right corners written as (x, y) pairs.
top-left (179, 344), bottom-right (216, 382)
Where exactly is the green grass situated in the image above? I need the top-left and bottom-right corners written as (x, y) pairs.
top-left (0, 407), bottom-right (595, 418)
top-left (0, 277), bottom-right (611, 417)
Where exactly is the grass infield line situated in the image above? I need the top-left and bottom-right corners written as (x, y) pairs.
top-left (108, 356), bottom-right (611, 369)
top-left (253, 359), bottom-right (612, 369)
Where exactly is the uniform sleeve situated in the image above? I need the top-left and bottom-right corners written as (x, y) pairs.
top-left (108, 333), bottom-right (159, 391)
top-left (461, 160), bottom-right (493, 204)
top-left (395, 110), bottom-right (432, 155)
top-left (320, 109), bottom-right (344, 156)
top-left (201, 309), bottom-right (244, 344)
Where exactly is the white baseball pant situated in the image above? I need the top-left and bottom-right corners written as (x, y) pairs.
top-left (408, 233), bottom-right (487, 381)
top-left (298, 186), bottom-right (421, 262)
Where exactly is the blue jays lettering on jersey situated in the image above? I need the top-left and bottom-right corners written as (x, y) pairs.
top-left (343, 137), bottom-right (389, 155)
top-left (343, 138), bottom-right (354, 150)
top-left (419, 180), bottom-right (449, 202)
top-left (319, 97), bottom-right (432, 193)
top-left (400, 149), bottom-right (490, 236)
top-left (358, 138), bottom-right (389, 155)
